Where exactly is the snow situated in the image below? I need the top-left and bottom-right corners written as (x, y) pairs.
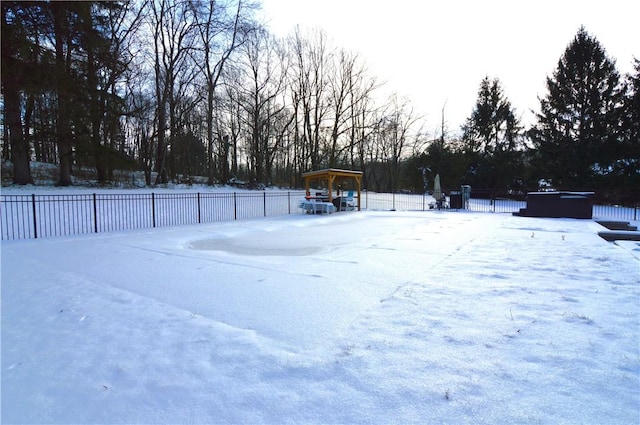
top-left (2, 200), bottom-right (639, 423)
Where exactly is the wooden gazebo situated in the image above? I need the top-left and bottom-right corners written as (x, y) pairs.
top-left (302, 168), bottom-right (363, 211)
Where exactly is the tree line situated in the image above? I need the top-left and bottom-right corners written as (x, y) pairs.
top-left (2, 1), bottom-right (638, 193)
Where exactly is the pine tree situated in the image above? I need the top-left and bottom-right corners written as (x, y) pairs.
top-left (529, 26), bottom-right (623, 188)
top-left (1, 2), bottom-right (37, 184)
top-left (460, 76), bottom-right (523, 188)
top-left (618, 59), bottom-right (640, 188)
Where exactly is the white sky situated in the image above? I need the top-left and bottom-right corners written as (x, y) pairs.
top-left (257, 0), bottom-right (639, 135)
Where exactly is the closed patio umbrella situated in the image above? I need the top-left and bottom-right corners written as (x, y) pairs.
top-left (433, 174), bottom-right (443, 203)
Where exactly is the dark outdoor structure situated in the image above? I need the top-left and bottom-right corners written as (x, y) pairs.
top-left (449, 192), bottom-right (463, 209)
top-left (515, 191), bottom-right (594, 219)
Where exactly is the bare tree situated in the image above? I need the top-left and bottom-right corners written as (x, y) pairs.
top-left (368, 94), bottom-right (421, 192)
top-left (147, 0), bottom-right (197, 184)
top-left (191, 0), bottom-right (254, 185)
top-left (336, 50), bottom-right (380, 171)
top-left (288, 27), bottom-right (332, 173)
top-left (231, 28), bottom-right (289, 185)
top-left (326, 48), bottom-right (371, 167)
top-left (220, 81), bottom-right (243, 181)
top-left (99, 1), bottom-right (146, 182)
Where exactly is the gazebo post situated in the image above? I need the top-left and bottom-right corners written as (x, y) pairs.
top-left (328, 175), bottom-right (336, 203)
top-left (356, 175), bottom-right (362, 211)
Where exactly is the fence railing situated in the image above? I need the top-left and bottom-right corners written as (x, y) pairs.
top-left (361, 191), bottom-right (639, 221)
top-left (0, 191), bottom-right (305, 240)
top-left (1, 190), bottom-right (638, 241)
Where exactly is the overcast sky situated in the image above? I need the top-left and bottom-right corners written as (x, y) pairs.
top-left (257, 0), bottom-right (638, 136)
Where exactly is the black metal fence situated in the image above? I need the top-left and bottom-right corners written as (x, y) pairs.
top-left (0, 191), bottom-right (306, 240)
top-left (1, 189), bottom-right (638, 241)
top-left (361, 191), bottom-right (639, 221)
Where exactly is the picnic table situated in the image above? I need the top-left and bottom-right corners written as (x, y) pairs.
top-left (298, 195), bottom-right (336, 214)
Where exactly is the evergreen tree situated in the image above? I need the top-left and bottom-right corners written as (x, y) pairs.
top-left (2, 1), bottom-right (135, 185)
top-left (460, 76), bottom-right (523, 188)
top-left (529, 26), bottom-right (623, 188)
top-left (1, 2), bottom-right (41, 184)
top-left (618, 59), bottom-right (640, 189)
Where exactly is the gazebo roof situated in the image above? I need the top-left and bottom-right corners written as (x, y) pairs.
top-left (301, 168), bottom-right (363, 179)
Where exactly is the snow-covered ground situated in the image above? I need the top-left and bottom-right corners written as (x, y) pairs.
top-left (2, 207), bottom-right (639, 424)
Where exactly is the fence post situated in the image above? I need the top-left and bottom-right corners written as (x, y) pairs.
top-left (197, 192), bottom-right (201, 224)
top-left (151, 192), bottom-right (156, 227)
top-left (93, 193), bottom-right (98, 233)
top-left (288, 192), bottom-right (291, 214)
top-left (233, 192), bottom-right (237, 220)
top-left (31, 194), bottom-right (38, 239)
top-left (263, 192), bottom-right (267, 217)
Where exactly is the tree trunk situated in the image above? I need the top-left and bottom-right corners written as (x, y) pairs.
top-left (4, 84), bottom-right (33, 184)
top-left (52, 2), bottom-right (73, 186)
